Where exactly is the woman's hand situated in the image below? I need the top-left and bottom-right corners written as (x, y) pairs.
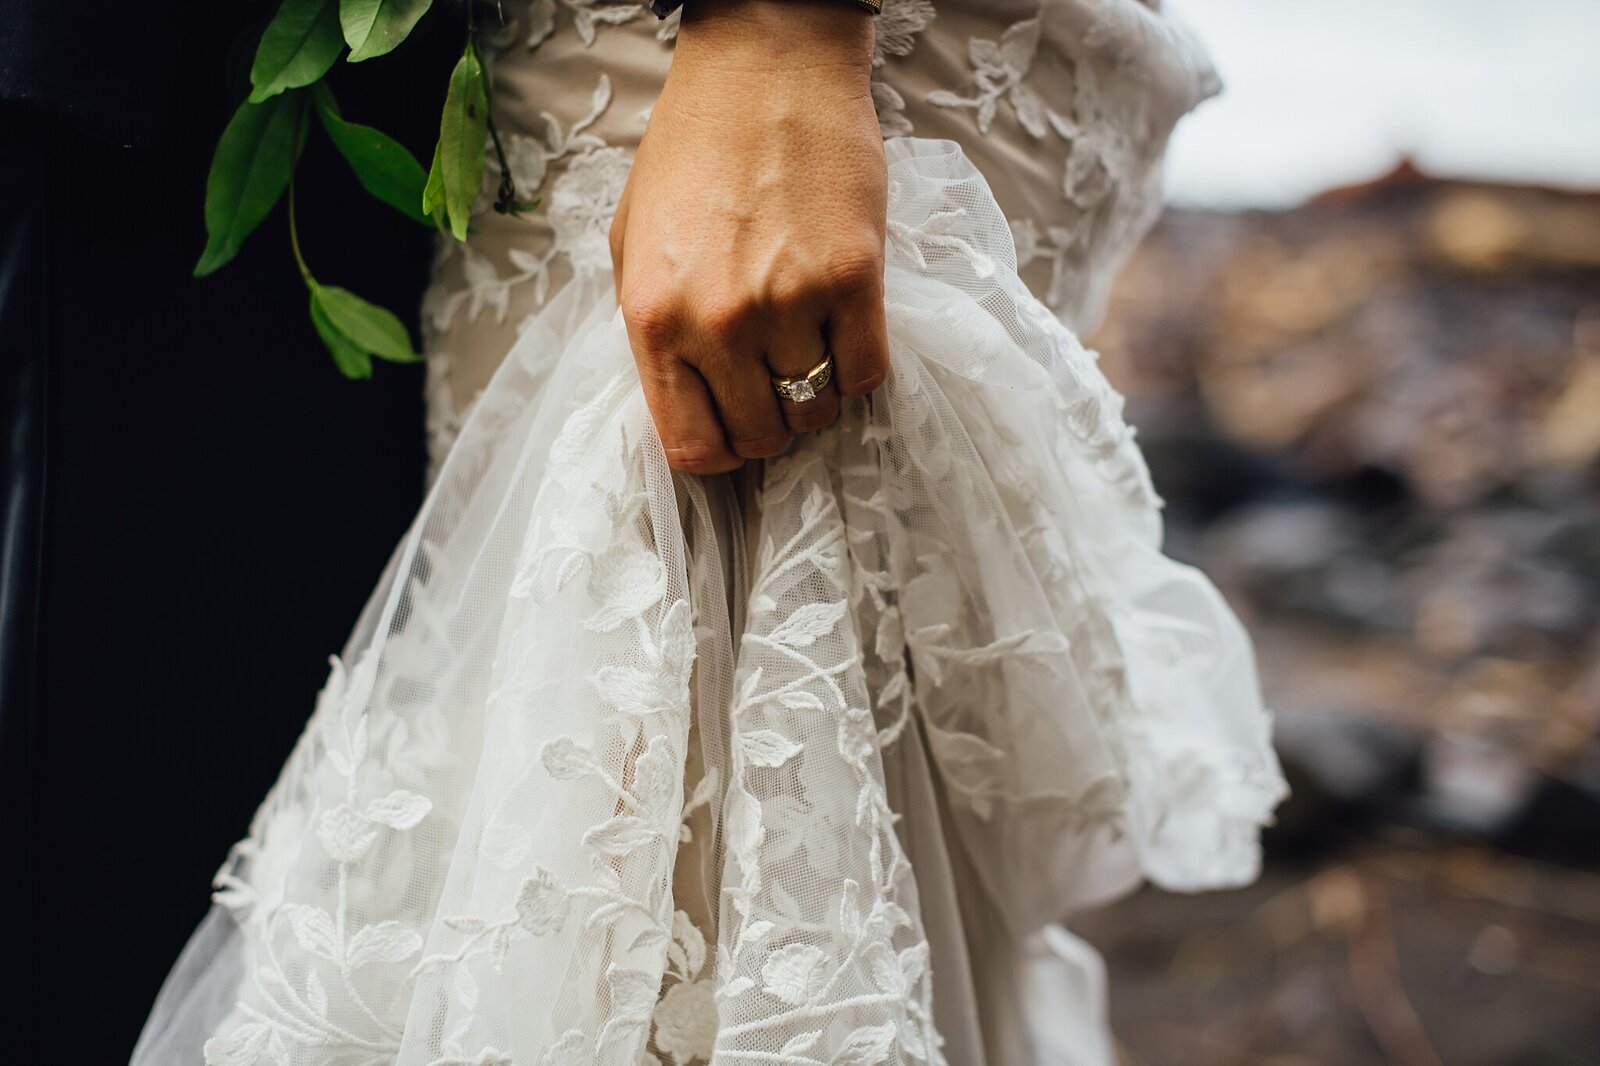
top-left (609, 0), bottom-right (888, 474)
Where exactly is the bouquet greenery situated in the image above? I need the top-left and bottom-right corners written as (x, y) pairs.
top-left (197, 0), bottom-right (529, 378)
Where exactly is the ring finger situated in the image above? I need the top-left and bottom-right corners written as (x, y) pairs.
top-left (767, 318), bottom-right (840, 434)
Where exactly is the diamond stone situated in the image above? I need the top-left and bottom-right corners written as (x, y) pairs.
top-left (788, 378), bottom-right (817, 402)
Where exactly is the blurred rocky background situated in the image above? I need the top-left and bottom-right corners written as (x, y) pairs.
top-left (1081, 162), bottom-right (1600, 1065)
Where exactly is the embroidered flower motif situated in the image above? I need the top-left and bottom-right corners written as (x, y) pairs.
top-left (585, 543), bottom-right (667, 630)
top-left (530, 0), bottom-right (644, 48)
top-left (484, 74), bottom-right (613, 205)
top-left (927, 16), bottom-right (1049, 137)
top-left (874, 0), bottom-right (935, 66)
top-left (549, 147), bottom-right (632, 274)
top-left (652, 979), bottom-right (716, 1063)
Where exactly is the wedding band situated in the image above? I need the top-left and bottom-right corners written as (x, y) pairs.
top-left (771, 352), bottom-right (834, 404)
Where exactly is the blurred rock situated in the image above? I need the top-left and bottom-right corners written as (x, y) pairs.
top-left (1092, 159), bottom-right (1600, 863)
top-left (1080, 160), bottom-right (1600, 1066)
top-left (1268, 709), bottom-right (1423, 855)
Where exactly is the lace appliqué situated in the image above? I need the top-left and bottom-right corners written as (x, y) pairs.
top-left (871, 0), bottom-right (936, 138)
top-left (927, 15), bottom-right (1051, 137)
top-left (548, 146), bottom-right (633, 275)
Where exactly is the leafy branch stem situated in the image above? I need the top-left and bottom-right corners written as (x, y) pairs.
top-left (288, 178), bottom-right (313, 287)
top-left (288, 103), bottom-right (314, 287)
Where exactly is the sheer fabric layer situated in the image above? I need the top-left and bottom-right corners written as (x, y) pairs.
top-left (134, 141), bottom-right (1285, 1066)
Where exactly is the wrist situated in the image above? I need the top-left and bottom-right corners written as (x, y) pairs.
top-left (672, 0), bottom-right (875, 83)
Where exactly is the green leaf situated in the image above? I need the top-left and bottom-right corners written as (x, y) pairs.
top-left (340, 0), bottom-right (433, 63)
top-left (195, 92), bottom-right (308, 277)
top-left (421, 134), bottom-right (446, 228)
top-left (249, 0), bottom-right (344, 102)
top-left (314, 86), bottom-right (429, 224)
top-left (429, 39), bottom-right (488, 242)
top-left (312, 283), bottom-right (421, 363)
top-left (309, 290), bottom-right (373, 379)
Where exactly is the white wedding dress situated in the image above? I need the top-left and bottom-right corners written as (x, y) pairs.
top-left (134, 3), bottom-right (1287, 1064)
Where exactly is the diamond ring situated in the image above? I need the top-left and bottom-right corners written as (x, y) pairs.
top-left (771, 351), bottom-right (834, 404)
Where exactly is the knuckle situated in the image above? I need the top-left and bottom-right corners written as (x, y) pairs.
top-left (766, 271), bottom-right (822, 312)
top-left (822, 248), bottom-right (884, 298)
top-left (697, 297), bottom-right (752, 345)
top-left (621, 292), bottom-right (679, 348)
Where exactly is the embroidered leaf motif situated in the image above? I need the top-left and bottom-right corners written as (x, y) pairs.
top-left (669, 909), bottom-right (707, 978)
top-left (725, 787), bottom-right (765, 859)
top-left (281, 904), bottom-right (342, 961)
top-left (365, 788), bottom-right (431, 829)
top-left (863, 941), bottom-right (903, 995)
top-left (585, 546), bottom-right (668, 631)
top-left (782, 1031), bottom-right (825, 1057)
top-left (304, 968), bottom-right (328, 1015)
top-left (767, 600), bottom-right (848, 649)
top-left (203, 1022), bottom-right (286, 1066)
top-left (633, 734), bottom-right (678, 812)
top-left (776, 689), bottom-right (825, 714)
top-left (737, 918), bottom-right (775, 948)
top-left (514, 868), bottom-right (570, 933)
top-left (608, 965), bottom-right (660, 1017)
top-left (317, 803), bottom-right (379, 861)
top-left (740, 729), bottom-right (803, 769)
top-left (346, 920), bottom-right (423, 968)
top-left (720, 975), bottom-right (755, 1000)
top-left (540, 1031), bottom-right (589, 1066)
top-left (540, 736), bottom-right (602, 780)
top-left (760, 943), bottom-right (829, 1006)
top-left (593, 664), bottom-right (672, 716)
top-left (582, 814), bottom-right (659, 856)
top-left (831, 1022), bottom-right (898, 1065)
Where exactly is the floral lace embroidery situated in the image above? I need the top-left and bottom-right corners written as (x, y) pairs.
top-left (204, 656), bottom-right (439, 1066)
top-left (548, 146), bottom-right (633, 274)
top-left (526, 0), bottom-right (644, 49)
top-left (871, 0), bottom-right (935, 137)
top-left (927, 15), bottom-right (1051, 137)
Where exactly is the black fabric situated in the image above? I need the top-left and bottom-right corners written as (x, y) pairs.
top-left (1, 5), bottom-right (457, 1059)
top-left (0, 0), bottom-right (177, 145)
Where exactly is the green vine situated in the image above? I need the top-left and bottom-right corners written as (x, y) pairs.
top-left (196, 0), bottom-right (533, 378)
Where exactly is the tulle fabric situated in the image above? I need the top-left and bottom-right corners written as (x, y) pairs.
top-left (134, 139), bottom-right (1285, 1066)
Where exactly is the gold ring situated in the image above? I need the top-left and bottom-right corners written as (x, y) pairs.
top-left (771, 351), bottom-right (834, 404)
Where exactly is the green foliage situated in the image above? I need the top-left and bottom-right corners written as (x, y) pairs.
top-left (195, 91), bottom-right (308, 277)
top-left (341, 0), bottom-right (434, 63)
top-left (197, 0), bottom-right (519, 378)
top-left (310, 283), bottom-right (421, 379)
top-left (309, 289), bottom-right (375, 379)
top-left (249, 0), bottom-right (345, 102)
top-left (314, 86), bottom-right (430, 224)
top-left (428, 39), bottom-right (489, 241)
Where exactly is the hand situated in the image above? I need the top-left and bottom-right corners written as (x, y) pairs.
top-left (609, 0), bottom-right (889, 474)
